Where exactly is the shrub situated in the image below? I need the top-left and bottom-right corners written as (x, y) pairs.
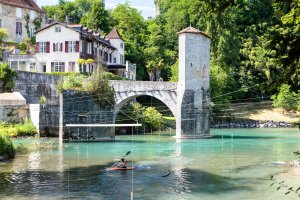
top-left (0, 119), bottom-right (38, 137)
top-left (0, 62), bottom-right (17, 93)
top-left (272, 84), bottom-right (299, 112)
top-left (0, 136), bottom-right (15, 159)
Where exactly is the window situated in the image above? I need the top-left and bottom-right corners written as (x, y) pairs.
top-left (68, 62), bottom-right (75, 72)
top-left (19, 61), bottom-right (26, 71)
top-left (30, 11), bottom-right (35, 20)
top-left (120, 43), bottom-right (124, 49)
top-left (55, 27), bottom-right (61, 32)
top-left (69, 41), bottom-right (76, 53)
top-left (54, 43), bottom-right (60, 52)
top-left (53, 62), bottom-right (64, 72)
top-left (0, 19), bottom-right (2, 28)
top-left (30, 63), bottom-right (36, 71)
top-left (11, 61), bottom-right (18, 70)
top-left (16, 8), bottom-right (22, 18)
top-left (16, 22), bottom-right (22, 36)
top-left (30, 27), bottom-right (35, 38)
top-left (39, 42), bottom-right (47, 53)
top-left (120, 55), bottom-right (124, 64)
top-left (113, 58), bottom-right (116, 63)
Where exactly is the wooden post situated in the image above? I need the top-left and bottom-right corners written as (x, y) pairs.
top-left (59, 92), bottom-right (63, 148)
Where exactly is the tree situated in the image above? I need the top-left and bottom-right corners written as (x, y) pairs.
top-left (143, 107), bottom-right (163, 130)
top-left (0, 28), bottom-right (8, 46)
top-left (110, 3), bottom-right (147, 80)
top-left (80, 0), bottom-right (110, 32)
top-left (271, 84), bottom-right (298, 112)
top-left (0, 63), bottom-right (17, 93)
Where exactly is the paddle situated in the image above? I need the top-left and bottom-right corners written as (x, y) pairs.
top-left (110, 151), bottom-right (131, 168)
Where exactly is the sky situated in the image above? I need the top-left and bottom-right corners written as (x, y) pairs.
top-left (36, 0), bottom-right (156, 19)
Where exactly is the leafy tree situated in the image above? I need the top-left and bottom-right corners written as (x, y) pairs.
top-left (271, 84), bottom-right (298, 112)
top-left (0, 63), bottom-right (17, 93)
top-left (0, 28), bottom-right (8, 45)
top-left (143, 107), bottom-right (163, 130)
top-left (80, 0), bottom-right (110, 32)
top-left (110, 3), bottom-right (147, 80)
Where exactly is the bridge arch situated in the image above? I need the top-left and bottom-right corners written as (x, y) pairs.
top-left (110, 80), bottom-right (178, 120)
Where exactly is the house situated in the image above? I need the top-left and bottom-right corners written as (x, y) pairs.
top-left (0, 0), bottom-right (45, 42)
top-left (34, 22), bottom-right (126, 75)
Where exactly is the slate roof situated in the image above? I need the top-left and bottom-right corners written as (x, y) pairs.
top-left (0, 0), bottom-right (43, 12)
top-left (177, 26), bottom-right (211, 38)
top-left (105, 27), bottom-right (123, 40)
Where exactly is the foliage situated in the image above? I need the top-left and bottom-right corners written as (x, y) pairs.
top-left (0, 136), bottom-right (15, 159)
top-left (18, 42), bottom-right (28, 52)
top-left (40, 95), bottom-right (46, 105)
top-left (0, 28), bottom-right (8, 44)
top-left (63, 74), bottom-right (85, 90)
top-left (271, 84), bottom-right (299, 112)
top-left (0, 119), bottom-right (38, 137)
top-left (83, 69), bottom-right (115, 107)
top-left (0, 62), bottom-right (17, 93)
top-left (24, 14), bottom-right (30, 38)
top-left (117, 103), bottom-right (163, 131)
top-left (143, 107), bottom-right (163, 130)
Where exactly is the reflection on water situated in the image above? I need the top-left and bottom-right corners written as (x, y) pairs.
top-left (0, 128), bottom-right (300, 200)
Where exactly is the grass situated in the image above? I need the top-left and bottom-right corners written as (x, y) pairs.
top-left (0, 119), bottom-right (38, 137)
top-left (0, 136), bottom-right (15, 159)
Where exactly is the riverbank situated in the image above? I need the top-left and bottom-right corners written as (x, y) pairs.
top-left (211, 119), bottom-right (297, 128)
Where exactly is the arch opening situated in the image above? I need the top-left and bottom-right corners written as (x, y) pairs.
top-left (114, 95), bottom-right (176, 135)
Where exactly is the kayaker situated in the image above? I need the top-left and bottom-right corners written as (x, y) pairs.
top-left (118, 158), bottom-right (127, 168)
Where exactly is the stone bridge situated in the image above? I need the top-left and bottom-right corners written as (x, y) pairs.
top-left (110, 80), bottom-right (178, 118)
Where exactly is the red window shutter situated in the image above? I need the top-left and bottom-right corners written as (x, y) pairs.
top-left (65, 41), bottom-right (68, 53)
top-left (36, 42), bottom-right (39, 53)
top-left (75, 41), bottom-right (79, 52)
top-left (46, 42), bottom-right (50, 53)
top-left (60, 43), bottom-right (63, 52)
top-left (53, 43), bottom-right (55, 52)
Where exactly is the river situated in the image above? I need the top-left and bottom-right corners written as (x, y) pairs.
top-left (0, 128), bottom-right (300, 200)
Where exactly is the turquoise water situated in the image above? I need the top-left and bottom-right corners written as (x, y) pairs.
top-left (0, 128), bottom-right (300, 200)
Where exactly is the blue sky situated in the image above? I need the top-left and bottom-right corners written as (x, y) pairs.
top-left (36, 0), bottom-right (156, 18)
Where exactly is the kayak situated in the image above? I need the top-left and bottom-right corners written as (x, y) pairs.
top-left (106, 167), bottom-right (135, 171)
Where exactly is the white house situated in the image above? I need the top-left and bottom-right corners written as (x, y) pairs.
top-left (33, 22), bottom-right (126, 74)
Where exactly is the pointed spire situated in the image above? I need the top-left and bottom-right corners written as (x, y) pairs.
top-left (105, 27), bottom-right (123, 40)
top-left (177, 26), bottom-right (211, 38)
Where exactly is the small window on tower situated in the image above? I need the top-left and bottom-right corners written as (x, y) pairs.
top-left (120, 43), bottom-right (123, 49)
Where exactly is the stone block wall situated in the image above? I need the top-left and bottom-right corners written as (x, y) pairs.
top-left (0, 105), bottom-right (28, 123)
top-left (14, 71), bottom-right (60, 105)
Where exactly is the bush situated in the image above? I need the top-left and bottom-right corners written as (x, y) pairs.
top-left (0, 62), bottom-right (17, 93)
top-left (0, 136), bottom-right (15, 159)
top-left (0, 119), bottom-right (38, 137)
top-left (272, 84), bottom-right (299, 112)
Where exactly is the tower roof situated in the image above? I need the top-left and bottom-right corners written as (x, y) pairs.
top-left (177, 26), bottom-right (210, 38)
top-left (106, 27), bottom-right (123, 40)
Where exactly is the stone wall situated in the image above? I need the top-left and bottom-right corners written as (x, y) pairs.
top-left (14, 71), bottom-right (60, 105)
top-left (63, 90), bottom-right (115, 141)
top-left (0, 105), bottom-right (28, 123)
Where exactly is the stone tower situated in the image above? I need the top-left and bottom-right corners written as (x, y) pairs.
top-left (176, 26), bottom-right (211, 139)
top-left (154, 0), bottom-right (160, 16)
